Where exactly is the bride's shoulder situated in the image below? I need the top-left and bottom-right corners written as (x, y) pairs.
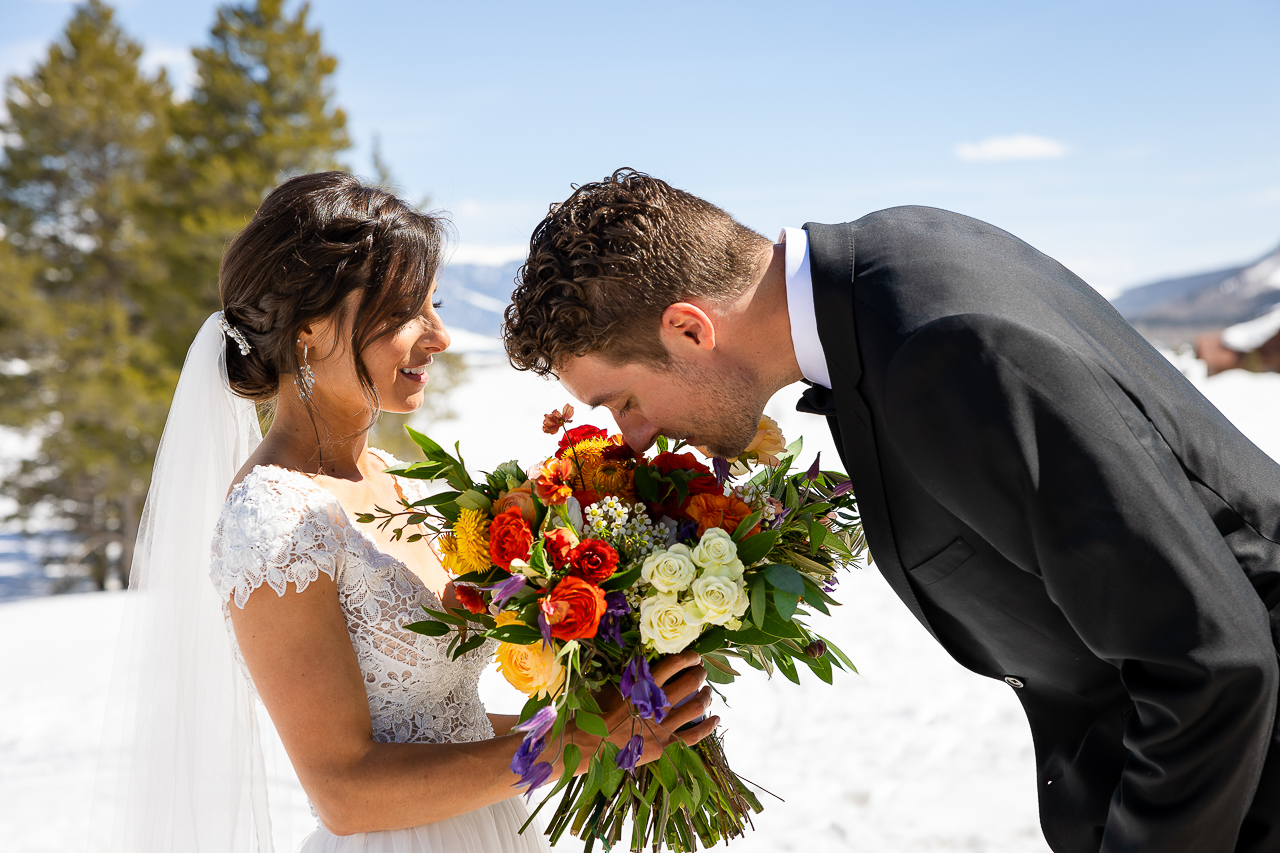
top-left (212, 465), bottom-right (350, 607)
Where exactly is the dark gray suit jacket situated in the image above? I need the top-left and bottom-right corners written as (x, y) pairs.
top-left (800, 207), bottom-right (1280, 852)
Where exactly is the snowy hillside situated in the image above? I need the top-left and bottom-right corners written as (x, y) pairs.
top-left (3, 352), bottom-right (1280, 853)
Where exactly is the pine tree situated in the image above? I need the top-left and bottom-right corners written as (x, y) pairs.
top-left (0, 0), bottom-right (176, 588)
top-left (152, 0), bottom-right (351, 350)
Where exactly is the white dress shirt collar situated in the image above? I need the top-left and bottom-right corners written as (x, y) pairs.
top-left (781, 227), bottom-right (831, 389)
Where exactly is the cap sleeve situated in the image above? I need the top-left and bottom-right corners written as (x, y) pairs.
top-left (210, 467), bottom-right (349, 610)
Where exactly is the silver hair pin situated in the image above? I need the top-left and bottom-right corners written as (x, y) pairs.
top-left (218, 313), bottom-right (253, 356)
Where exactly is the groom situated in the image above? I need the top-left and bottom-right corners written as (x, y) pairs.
top-left (502, 169), bottom-right (1280, 852)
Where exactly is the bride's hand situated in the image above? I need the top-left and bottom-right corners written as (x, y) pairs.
top-left (558, 651), bottom-right (719, 774)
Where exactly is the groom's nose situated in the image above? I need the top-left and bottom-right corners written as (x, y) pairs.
top-left (616, 412), bottom-right (660, 453)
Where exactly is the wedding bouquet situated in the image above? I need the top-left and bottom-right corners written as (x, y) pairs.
top-left (361, 408), bottom-right (865, 852)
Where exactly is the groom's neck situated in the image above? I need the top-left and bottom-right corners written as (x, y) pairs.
top-left (714, 242), bottom-right (804, 396)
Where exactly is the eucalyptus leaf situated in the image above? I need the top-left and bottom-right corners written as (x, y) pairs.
top-left (773, 589), bottom-right (800, 621)
top-left (402, 620), bottom-right (450, 637)
top-left (749, 579), bottom-right (766, 630)
top-left (734, 530), bottom-right (778, 567)
top-left (731, 511), bottom-right (762, 541)
top-left (763, 563), bottom-right (804, 595)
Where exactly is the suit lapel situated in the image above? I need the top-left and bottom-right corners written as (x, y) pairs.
top-left (804, 222), bottom-right (937, 640)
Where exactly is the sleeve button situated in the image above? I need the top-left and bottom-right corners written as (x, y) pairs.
top-left (1004, 676), bottom-right (1025, 688)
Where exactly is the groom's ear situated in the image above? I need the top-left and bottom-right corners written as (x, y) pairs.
top-left (660, 303), bottom-right (717, 353)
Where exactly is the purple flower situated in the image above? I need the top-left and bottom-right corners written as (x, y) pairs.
top-left (712, 457), bottom-right (730, 485)
top-left (483, 573), bottom-right (527, 608)
top-left (513, 705), bottom-right (557, 741)
top-left (830, 479), bottom-right (853, 498)
top-left (537, 609), bottom-right (552, 650)
top-left (620, 655), bottom-right (668, 722)
top-left (806, 452), bottom-right (822, 482)
top-left (615, 734), bottom-right (644, 774)
top-left (518, 761), bottom-right (553, 800)
top-left (823, 576), bottom-right (841, 593)
top-left (596, 591), bottom-right (630, 647)
top-left (770, 506), bottom-right (791, 530)
top-left (676, 518), bottom-right (699, 543)
top-left (510, 734), bottom-right (545, 778)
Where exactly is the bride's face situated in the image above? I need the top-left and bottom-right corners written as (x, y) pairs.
top-left (301, 284), bottom-right (451, 417)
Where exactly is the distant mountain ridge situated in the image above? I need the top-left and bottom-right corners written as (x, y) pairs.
top-left (435, 248), bottom-right (1280, 351)
top-left (433, 259), bottom-right (522, 341)
top-left (1113, 243), bottom-right (1280, 346)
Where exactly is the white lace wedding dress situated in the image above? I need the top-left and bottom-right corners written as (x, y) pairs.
top-left (209, 451), bottom-right (552, 853)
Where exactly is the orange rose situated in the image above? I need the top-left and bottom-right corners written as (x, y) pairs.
top-left (540, 576), bottom-right (607, 641)
top-left (494, 482), bottom-right (537, 525)
top-left (488, 507), bottom-right (534, 571)
top-left (686, 493), bottom-right (758, 537)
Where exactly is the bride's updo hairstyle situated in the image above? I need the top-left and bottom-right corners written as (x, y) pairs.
top-left (219, 170), bottom-right (447, 411)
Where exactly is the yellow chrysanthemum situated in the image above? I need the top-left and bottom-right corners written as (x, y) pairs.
top-left (587, 459), bottom-right (636, 502)
top-left (566, 436), bottom-right (609, 467)
top-left (436, 532), bottom-right (460, 574)
top-left (453, 508), bottom-right (492, 575)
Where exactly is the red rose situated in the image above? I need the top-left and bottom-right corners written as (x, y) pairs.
top-left (542, 527), bottom-right (578, 571)
top-left (568, 539), bottom-right (619, 584)
top-left (539, 576), bottom-right (607, 641)
top-left (557, 424), bottom-right (608, 457)
top-left (488, 507), bottom-right (534, 571)
top-left (646, 451), bottom-right (722, 519)
top-left (454, 584), bottom-right (488, 615)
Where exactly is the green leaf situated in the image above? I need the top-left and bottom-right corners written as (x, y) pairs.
top-left (725, 625), bottom-right (776, 645)
top-left (731, 511), bottom-right (762, 542)
top-left (408, 490), bottom-right (462, 508)
top-left (403, 620), bottom-right (451, 637)
top-left (599, 563), bottom-right (641, 592)
top-left (763, 563), bottom-right (804, 595)
top-left (560, 742), bottom-right (582, 779)
top-left (653, 750), bottom-right (678, 790)
top-left (773, 649), bottom-right (801, 684)
top-left (762, 613), bottom-right (805, 639)
top-left (420, 606), bottom-right (467, 626)
top-left (450, 633), bottom-right (488, 660)
top-left (488, 624), bottom-right (542, 645)
top-left (456, 488), bottom-right (493, 514)
top-left (809, 518), bottom-right (828, 556)
top-left (574, 711), bottom-right (609, 738)
top-left (691, 625), bottom-right (727, 655)
top-left (702, 653), bottom-right (740, 679)
top-left (599, 741), bottom-right (625, 797)
top-left (773, 589), bottom-right (800, 621)
top-left (823, 637), bottom-right (859, 673)
top-left (802, 652), bottom-right (835, 684)
top-left (734, 530), bottom-right (779, 567)
top-left (656, 435), bottom-right (670, 453)
top-left (800, 578), bottom-right (832, 615)
top-left (749, 578), bottom-right (766, 629)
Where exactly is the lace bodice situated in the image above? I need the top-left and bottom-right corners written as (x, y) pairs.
top-left (209, 452), bottom-right (496, 746)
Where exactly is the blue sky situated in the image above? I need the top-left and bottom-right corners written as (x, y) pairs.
top-left (3, 0), bottom-right (1277, 295)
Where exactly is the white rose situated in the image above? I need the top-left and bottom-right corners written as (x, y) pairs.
top-left (690, 571), bottom-right (749, 626)
top-left (640, 591), bottom-right (704, 654)
top-left (641, 544), bottom-right (697, 593)
top-left (692, 528), bottom-right (745, 578)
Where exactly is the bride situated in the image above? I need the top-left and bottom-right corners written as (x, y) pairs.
top-left (107, 171), bottom-right (718, 852)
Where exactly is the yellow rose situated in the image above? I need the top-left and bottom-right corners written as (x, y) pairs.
top-left (745, 415), bottom-right (787, 467)
top-left (493, 612), bottom-right (564, 698)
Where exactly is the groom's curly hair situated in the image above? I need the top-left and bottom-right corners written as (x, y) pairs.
top-left (503, 169), bottom-right (770, 376)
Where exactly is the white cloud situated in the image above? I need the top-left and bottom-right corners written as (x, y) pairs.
top-left (954, 134), bottom-right (1069, 162)
top-left (446, 243), bottom-right (528, 266)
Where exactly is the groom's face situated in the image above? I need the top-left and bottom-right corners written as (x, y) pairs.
top-left (557, 352), bottom-right (765, 457)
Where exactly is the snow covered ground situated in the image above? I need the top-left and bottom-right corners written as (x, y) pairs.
top-left (3, 351), bottom-right (1280, 852)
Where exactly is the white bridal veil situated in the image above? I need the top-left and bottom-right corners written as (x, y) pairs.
top-left (96, 313), bottom-right (273, 851)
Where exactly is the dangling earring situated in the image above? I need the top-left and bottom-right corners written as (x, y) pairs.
top-left (296, 339), bottom-right (316, 401)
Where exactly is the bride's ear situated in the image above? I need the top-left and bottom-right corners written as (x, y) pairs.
top-left (660, 303), bottom-right (716, 353)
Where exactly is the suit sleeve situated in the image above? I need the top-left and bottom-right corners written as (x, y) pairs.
top-left (882, 314), bottom-right (1278, 852)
